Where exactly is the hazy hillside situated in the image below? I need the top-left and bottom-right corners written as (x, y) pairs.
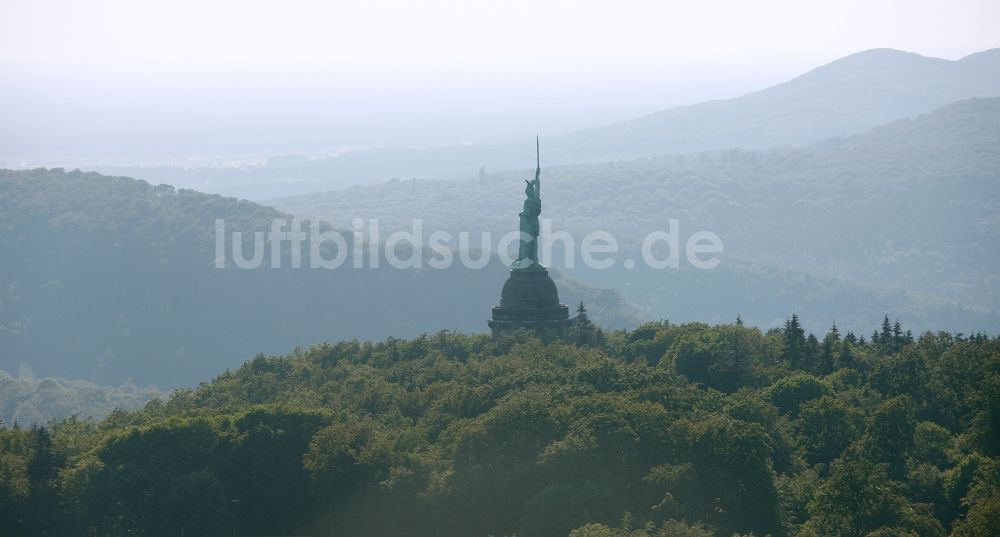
top-left (0, 369), bottom-right (160, 426)
top-left (93, 49), bottom-right (1000, 199)
top-left (0, 169), bottom-right (643, 387)
top-left (272, 98), bottom-right (1000, 334)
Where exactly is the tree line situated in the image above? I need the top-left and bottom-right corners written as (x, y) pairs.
top-left (2, 314), bottom-right (998, 536)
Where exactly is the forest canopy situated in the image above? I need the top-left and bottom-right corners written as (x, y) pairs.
top-left (2, 317), bottom-right (998, 537)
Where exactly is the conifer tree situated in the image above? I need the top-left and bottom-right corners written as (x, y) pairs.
top-left (570, 302), bottom-right (599, 346)
top-left (783, 314), bottom-right (806, 369)
top-left (838, 339), bottom-right (855, 369)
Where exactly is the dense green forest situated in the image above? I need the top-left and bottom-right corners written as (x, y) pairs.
top-left (274, 98), bottom-right (1000, 334)
top-left (2, 316), bottom-right (998, 536)
top-left (0, 168), bottom-right (641, 387)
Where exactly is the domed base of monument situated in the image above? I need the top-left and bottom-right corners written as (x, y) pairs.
top-left (488, 267), bottom-right (570, 337)
top-left (509, 258), bottom-right (546, 271)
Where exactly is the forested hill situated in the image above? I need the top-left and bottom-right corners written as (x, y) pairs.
top-left (0, 168), bottom-right (642, 387)
top-left (273, 97), bottom-right (1000, 335)
top-left (2, 319), bottom-right (998, 536)
top-left (817, 96), bottom-right (1000, 151)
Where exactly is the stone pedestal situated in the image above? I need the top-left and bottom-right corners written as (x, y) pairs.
top-left (488, 268), bottom-right (570, 337)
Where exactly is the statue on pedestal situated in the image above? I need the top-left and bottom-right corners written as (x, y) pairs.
top-left (489, 136), bottom-right (570, 337)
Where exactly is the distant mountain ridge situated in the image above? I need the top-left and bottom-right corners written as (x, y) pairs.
top-left (93, 48), bottom-right (1000, 199)
top-left (548, 48), bottom-right (1000, 161)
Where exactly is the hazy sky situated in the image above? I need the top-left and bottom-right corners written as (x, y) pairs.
top-left (3, 0), bottom-right (998, 64)
top-left (2, 0), bottom-right (998, 160)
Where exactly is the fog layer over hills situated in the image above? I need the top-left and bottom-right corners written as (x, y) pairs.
top-left (80, 48), bottom-right (1000, 199)
top-left (273, 98), bottom-right (1000, 335)
top-left (2, 48), bottom-right (998, 389)
top-left (0, 169), bottom-right (642, 387)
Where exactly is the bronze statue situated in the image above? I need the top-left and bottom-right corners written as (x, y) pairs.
top-left (513, 136), bottom-right (542, 270)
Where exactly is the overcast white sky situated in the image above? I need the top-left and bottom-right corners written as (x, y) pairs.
top-left (1, 0), bottom-right (998, 159)
top-left (2, 0), bottom-right (999, 64)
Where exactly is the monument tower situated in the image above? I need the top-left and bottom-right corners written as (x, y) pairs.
top-left (488, 137), bottom-right (571, 336)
